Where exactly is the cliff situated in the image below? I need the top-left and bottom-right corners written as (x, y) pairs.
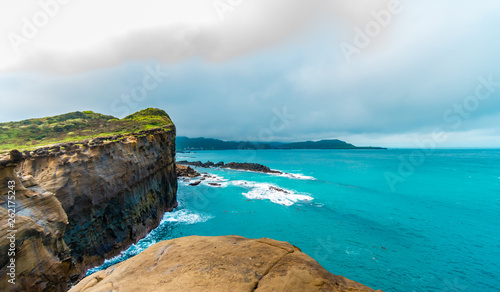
top-left (0, 165), bottom-right (71, 291)
top-left (70, 235), bottom-right (381, 292)
top-left (0, 125), bottom-right (177, 291)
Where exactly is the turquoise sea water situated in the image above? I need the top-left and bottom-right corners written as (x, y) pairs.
top-left (89, 149), bottom-right (500, 292)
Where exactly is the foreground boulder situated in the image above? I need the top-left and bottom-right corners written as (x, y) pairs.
top-left (70, 235), bottom-right (380, 292)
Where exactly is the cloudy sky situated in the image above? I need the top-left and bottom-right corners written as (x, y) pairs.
top-left (1, 0), bottom-right (499, 147)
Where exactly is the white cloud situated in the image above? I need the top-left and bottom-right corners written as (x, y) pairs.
top-left (0, 0), bottom-right (394, 73)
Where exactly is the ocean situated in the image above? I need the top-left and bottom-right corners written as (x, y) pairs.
top-left (88, 149), bottom-right (500, 292)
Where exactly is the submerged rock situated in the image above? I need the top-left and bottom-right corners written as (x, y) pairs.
top-left (70, 235), bottom-right (381, 292)
top-left (189, 180), bottom-right (202, 186)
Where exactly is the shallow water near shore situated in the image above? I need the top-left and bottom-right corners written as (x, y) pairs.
top-left (89, 149), bottom-right (500, 292)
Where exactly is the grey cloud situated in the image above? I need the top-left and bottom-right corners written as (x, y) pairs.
top-left (5, 0), bottom-right (391, 74)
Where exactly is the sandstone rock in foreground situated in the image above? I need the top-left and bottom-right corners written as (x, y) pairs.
top-left (70, 235), bottom-right (381, 292)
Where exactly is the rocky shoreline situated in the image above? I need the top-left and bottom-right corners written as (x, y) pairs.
top-left (177, 160), bottom-right (281, 174)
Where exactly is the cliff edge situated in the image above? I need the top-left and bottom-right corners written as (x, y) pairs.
top-left (0, 123), bottom-right (177, 291)
top-left (70, 235), bottom-right (381, 292)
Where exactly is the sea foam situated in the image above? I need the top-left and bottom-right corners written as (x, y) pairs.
top-left (231, 180), bottom-right (313, 206)
top-left (181, 173), bottom-right (229, 188)
top-left (161, 209), bottom-right (213, 224)
top-left (273, 172), bottom-right (317, 180)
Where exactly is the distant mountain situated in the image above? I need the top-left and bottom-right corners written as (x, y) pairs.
top-left (176, 137), bottom-right (271, 150)
top-left (176, 137), bottom-right (385, 150)
top-left (280, 139), bottom-right (384, 149)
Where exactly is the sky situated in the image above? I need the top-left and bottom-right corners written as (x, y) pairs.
top-left (0, 0), bottom-right (499, 148)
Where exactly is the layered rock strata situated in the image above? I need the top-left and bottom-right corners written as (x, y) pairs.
top-left (0, 126), bottom-right (178, 291)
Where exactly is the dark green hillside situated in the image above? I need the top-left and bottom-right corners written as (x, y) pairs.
top-left (176, 137), bottom-right (272, 150)
top-left (176, 137), bottom-right (385, 150)
top-left (281, 139), bottom-right (353, 149)
top-left (281, 139), bottom-right (385, 149)
top-left (0, 108), bottom-right (173, 151)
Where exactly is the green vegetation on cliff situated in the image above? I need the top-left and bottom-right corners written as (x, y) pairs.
top-left (0, 108), bottom-right (173, 151)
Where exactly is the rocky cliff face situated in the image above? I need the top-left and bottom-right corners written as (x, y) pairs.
top-left (0, 125), bottom-right (177, 291)
top-left (0, 166), bottom-right (71, 291)
top-left (70, 235), bottom-right (381, 292)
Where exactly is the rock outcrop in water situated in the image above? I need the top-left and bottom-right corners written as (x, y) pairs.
top-left (70, 235), bottom-right (381, 292)
top-left (0, 125), bottom-right (177, 291)
top-left (221, 162), bottom-right (280, 173)
top-left (175, 164), bottom-right (200, 178)
top-left (177, 160), bottom-right (281, 174)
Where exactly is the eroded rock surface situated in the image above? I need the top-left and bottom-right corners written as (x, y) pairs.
top-left (0, 166), bottom-right (71, 292)
top-left (70, 235), bottom-right (381, 292)
top-left (175, 164), bottom-right (200, 178)
top-left (0, 126), bottom-right (178, 291)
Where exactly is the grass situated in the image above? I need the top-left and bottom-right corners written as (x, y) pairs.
top-left (0, 108), bottom-right (173, 152)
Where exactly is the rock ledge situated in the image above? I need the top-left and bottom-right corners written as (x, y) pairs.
top-left (70, 235), bottom-right (381, 292)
